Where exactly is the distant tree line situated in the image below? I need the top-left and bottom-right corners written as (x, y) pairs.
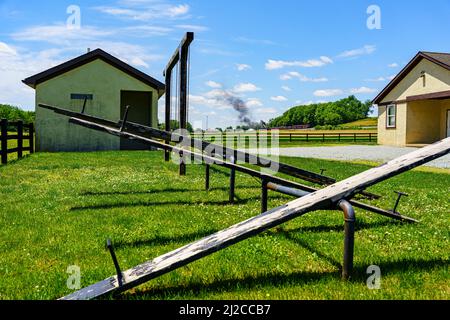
top-left (268, 96), bottom-right (372, 128)
top-left (159, 120), bottom-right (194, 133)
top-left (0, 104), bottom-right (35, 124)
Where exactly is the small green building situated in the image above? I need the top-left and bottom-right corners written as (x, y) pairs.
top-left (23, 49), bottom-right (165, 152)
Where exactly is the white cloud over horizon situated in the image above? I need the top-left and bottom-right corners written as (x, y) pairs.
top-left (337, 45), bottom-right (376, 58)
top-left (280, 71), bottom-right (328, 82)
top-left (313, 89), bottom-right (344, 97)
top-left (271, 95), bottom-right (288, 102)
top-left (349, 86), bottom-right (377, 94)
top-left (265, 56), bottom-right (333, 70)
top-left (236, 63), bottom-right (251, 71)
top-left (232, 82), bottom-right (261, 93)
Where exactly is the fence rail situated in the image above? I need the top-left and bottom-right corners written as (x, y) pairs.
top-left (0, 119), bottom-right (34, 164)
top-left (192, 132), bottom-right (378, 143)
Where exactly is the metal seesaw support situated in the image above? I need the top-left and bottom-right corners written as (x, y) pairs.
top-left (339, 200), bottom-right (355, 280)
top-left (66, 115), bottom-right (418, 223)
top-left (59, 136), bottom-right (450, 300)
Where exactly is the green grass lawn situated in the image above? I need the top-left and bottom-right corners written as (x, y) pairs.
top-left (0, 151), bottom-right (448, 300)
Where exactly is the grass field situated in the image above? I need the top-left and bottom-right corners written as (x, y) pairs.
top-left (0, 151), bottom-right (448, 300)
top-left (338, 117), bottom-right (378, 129)
top-left (0, 132), bottom-right (32, 162)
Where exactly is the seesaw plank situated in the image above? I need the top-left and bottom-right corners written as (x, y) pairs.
top-left (61, 118), bottom-right (449, 300)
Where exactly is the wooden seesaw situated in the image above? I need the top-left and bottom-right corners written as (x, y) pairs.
top-left (39, 103), bottom-right (413, 221)
top-left (57, 114), bottom-right (450, 300)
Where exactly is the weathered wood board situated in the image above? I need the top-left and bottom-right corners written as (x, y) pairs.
top-left (38, 103), bottom-right (335, 186)
top-left (61, 118), bottom-right (449, 300)
top-left (68, 117), bottom-right (417, 222)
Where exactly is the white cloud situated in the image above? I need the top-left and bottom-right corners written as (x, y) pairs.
top-left (256, 108), bottom-right (277, 114)
top-left (198, 47), bottom-right (238, 56)
top-left (388, 63), bottom-right (399, 68)
top-left (246, 98), bottom-right (263, 107)
top-left (189, 93), bottom-right (232, 110)
top-left (314, 89), bottom-right (344, 97)
top-left (281, 86), bottom-right (292, 92)
top-left (337, 45), bottom-right (376, 58)
top-left (234, 36), bottom-right (276, 46)
top-left (204, 89), bottom-right (228, 99)
top-left (95, 3), bottom-right (190, 21)
top-left (123, 25), bottom-right (173, 36)
top-left (236, 63), bottom-right (251, 71)
top-left (175, 24), bottom-right (209, 32)
top-left (12, 24), bottom-right (114, 45)
top-left (365, 76), bottom-right (387, 82)
top-left (295, 100), bottom-right (314, 105)
top-left (280, 71), bottom-right (328, 82)
top-left (88, 41), bottom-right (164, 68)
top-left (265, 56), bottom-right (333, 70)
top-left (205, 80), bottom-right (222, 88)
top-left (271, 96), bottom-right (288, 102)
top-left (232, 82), bottom-right (261, 93)
top-left (365, 75), bottom-right (396, 82)
top-left (13, 22), bottom-right (164, 69)
top-left (350, 87), bottom-right (377, 94)
top-left (0, 44), bottom-right (71, 109)
top-left (0, 42), bottom-right (17, 56)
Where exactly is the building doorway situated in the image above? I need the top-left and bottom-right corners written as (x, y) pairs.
top-left (120, 90), bottom-right (152, 150)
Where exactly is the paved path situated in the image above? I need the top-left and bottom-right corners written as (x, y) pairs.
top-left (247, 145), bottom-right (450, 169)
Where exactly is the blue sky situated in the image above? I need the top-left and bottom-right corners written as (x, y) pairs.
top-left (0, 0), bottom-right (449, 129)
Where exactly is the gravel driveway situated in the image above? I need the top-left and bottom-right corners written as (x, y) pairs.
top-left (247, 145), bottom-right (450, 169)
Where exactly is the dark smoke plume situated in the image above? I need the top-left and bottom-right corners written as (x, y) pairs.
top-left (226, 95), bottom-right (252, 125)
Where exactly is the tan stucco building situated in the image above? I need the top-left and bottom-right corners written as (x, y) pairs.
top-left (373, 51), bottom-right (450, 146)
top-left (23, 49), bottom-right (165, 152)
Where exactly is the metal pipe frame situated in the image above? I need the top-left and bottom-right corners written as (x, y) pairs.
top-left (61, 136), bottom-right (450, 300)
top-left (38, 103), bottom-right (338, 187)
top-left (163, 32), bottom-right (194, 174)
top-left (338, 200), bottom-right (355, 280)
top-left (66, 114), bottom-right (418, 223)
top-left (261, 175), bottom-right (268, 213)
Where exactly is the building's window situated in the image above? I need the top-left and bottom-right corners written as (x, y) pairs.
top-left (386, 104), bottom-right (396, 128)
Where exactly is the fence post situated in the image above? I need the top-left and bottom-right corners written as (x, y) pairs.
top-left (28, 123), bottom-right (34, 154)
top-left (322, 133), bottom-right (325, 142)
top-left (369, 133), bottom-right (372, 142)
top-left (306, 133), bottom-right (309, 142)
top-left (354, 133), bottom-right (356, 142)
top-left (229, 156), bottom-right (236, 203)
top-left (17, 120), bottom-right (23, 159)
top-left (205, 164), bottom-right (210, 190)
top-left (1, 119), bottom-right (8, 164)
top-left (289, 133), bottom-right (292, 142)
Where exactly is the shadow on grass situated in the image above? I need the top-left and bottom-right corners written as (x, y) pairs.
top-left (70, 197), bottom-right (257, 211)
top-left (81, 186), bottom-right (259, 197)
top-left (117, 257), bottom-right (448, 299)
top-left (278, 219), bottom-right (404, 234)
top-left (113, 229), bottom-right (220, 249)
top-left (270, 220), bottom-right (406, 270)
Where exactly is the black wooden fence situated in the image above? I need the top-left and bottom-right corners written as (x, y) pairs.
top-left (0, 119), bottom-right (34, 164)
top-left (193, 132), bottom-right (378, 143)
